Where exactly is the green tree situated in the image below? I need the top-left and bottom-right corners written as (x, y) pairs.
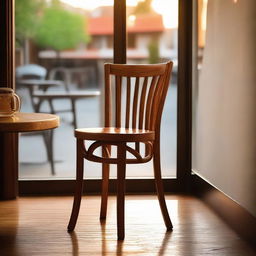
top-left (133, 0), bottom-right (154, 15)
top-left (15, 0), bottom-right (45, 47)
top-left (148, 40), bottom-right (160, 64)
top-left (34, 1), bottom-right (90, 52)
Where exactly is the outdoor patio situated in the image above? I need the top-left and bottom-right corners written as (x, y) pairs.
top-left (18, 81), bottom-right (177, 180)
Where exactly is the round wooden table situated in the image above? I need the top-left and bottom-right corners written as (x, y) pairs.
top-left (0, 112), bottom-right (59, 132)
top-left (0, 112), bottom-right (59, 200)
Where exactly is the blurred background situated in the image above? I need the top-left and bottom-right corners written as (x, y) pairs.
top-left (15, 0), bottom-right (180, 180)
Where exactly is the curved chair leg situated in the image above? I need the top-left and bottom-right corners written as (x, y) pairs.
top-left (153, 144), bottom-right (173, 231)
top-left (67, 139), bottom-right (85, 232)
top-left (117, 143), bottom-right (126, 240)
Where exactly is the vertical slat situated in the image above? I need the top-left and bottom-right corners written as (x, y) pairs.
top-left (104, 64), bottom-right (111, 127)
top-left (125, 77), bottom-right (131, 128)
top-left (138, 77), bottom-right (148, 129)
top-left (145, 76), bottom-right (158, 130)
top-left (132, 77), bottom-right (140, 129)
top-left (150, 75), bottom-right (165, 130)
top-left (115, 76), bottom-right (122, 127)
top-left (144, 76), bottom-right (159, 155)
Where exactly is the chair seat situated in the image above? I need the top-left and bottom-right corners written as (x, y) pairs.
top-left (75, 127), bottom-right (155, 142)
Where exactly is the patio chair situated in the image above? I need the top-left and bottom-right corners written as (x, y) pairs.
top-left (67, 61), bottom-right (173, 240)
top-left (28, 66), bottom-right (101, 128)
top-left (16, 64), bottom-right (57, 175)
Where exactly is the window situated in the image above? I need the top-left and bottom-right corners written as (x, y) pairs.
top-left (16, 0), bottom-right (113, 180)
top-left (126, 0), bottom-right (178, 178)
top-left (3, 0), bottom-right (193, 194)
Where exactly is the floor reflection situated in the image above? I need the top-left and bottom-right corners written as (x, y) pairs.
top-left (69, 231), bottom-right (79, 256)
top-left (158, 232), bottom-right (172, 256)
top-left (0, 200), bottom-right (19, 256)
top-left (1, 196), bottom-right (255, 255)
top-left (70, 218), bottom-right (174, 256)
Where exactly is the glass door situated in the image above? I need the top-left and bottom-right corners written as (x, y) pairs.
top-left (126, 0), bottom-right (178, 178)
top-left (14, 0), bottom-right (183, 192)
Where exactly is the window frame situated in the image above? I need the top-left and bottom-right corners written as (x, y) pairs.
top-left (0, 0), bottom-right (193, 195)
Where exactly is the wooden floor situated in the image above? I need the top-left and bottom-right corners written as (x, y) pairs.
top-left (0, 195), bottom-right (255, 256)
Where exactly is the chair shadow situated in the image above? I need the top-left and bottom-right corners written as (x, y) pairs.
top-left (157, 231), bottom-right (172, 256)
top-left (100, 220), bottom-right (124, 256)
top-left (69, 231), bottom-right (79, 256)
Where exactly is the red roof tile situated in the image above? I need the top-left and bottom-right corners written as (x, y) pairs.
top-left (88, 16), bottom-right (113, 35)
top-left (88, 14), bottom-right (164, 35)
top-left (128, 15), bottom-right (164, 33)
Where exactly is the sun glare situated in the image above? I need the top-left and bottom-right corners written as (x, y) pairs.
top-left (59, 0), bottom-right (139, 10)
top-left (152, 0), bottom-right (178, 29)
top-left (60, 0), bottom-right (178, 29)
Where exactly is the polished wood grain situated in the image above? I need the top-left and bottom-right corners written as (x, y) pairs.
top-left (0, 195), bottom-right (255, 256)
top-left (75, 127), bottom-right (155, 142)
top-left (0, 112), bottom-right (59, 132)
top-left (68, 63), bottom-right (173, 240)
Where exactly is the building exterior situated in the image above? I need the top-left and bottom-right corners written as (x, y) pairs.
top-left (39, 6), bottom-right (178, 66)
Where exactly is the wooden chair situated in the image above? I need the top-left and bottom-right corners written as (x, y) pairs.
top-left (67, 61), bottom-right (173, 240)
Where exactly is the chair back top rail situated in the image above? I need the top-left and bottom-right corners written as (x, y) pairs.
top-left (104, 62), bottom-right (173, 133)
top-left (109, 63), bottom-right (167, 77)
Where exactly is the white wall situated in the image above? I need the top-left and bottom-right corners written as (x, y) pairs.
top-left (193, 0), bottom-right (256, 216)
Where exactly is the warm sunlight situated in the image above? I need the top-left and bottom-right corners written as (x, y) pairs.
top-left (60, 0), bottom-right (178, 29)
top-left (59, 0), bottom-right (138, 10)
top-left (152, 0), bottom-right (178, 28)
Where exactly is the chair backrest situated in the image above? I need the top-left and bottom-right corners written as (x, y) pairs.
top-left (16, 64), bottom-right (47, 80)
top-left (104, 61), bottom-right (173, 133)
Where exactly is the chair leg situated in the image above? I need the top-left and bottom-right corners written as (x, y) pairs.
top-left (67, 139), bottom-right (85, 232)
top-left (100, 162), bottom-right (110, 220)
top-left (42, 130), bottom-right (55, 175)
top-left (71, 99), bottom-right (77, 128)
top-left (48, 99), bottom-right (55, 114)
top-left (100, 145), bottom-right (111, 220)
top-left (48, 130), bottom-right (55, 175)
top-left (153, 144), bottom-right (173, 231)
top-left (116, 143), bottom-right (126, 240)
